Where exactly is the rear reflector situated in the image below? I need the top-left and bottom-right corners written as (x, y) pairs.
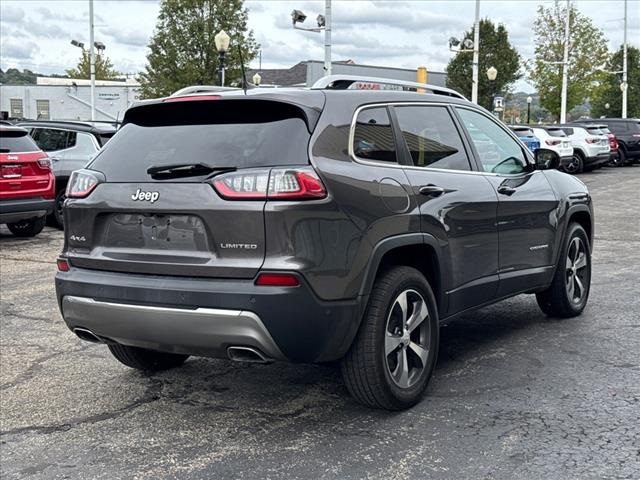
top-left (57, 258), bottom-right (70, 272)
top-left (255, 273), bottom-right (300, 287)
top-left (212, 167), bottom-right (327, 201)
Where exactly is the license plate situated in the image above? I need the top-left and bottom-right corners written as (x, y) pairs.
top-left (1, 165), bottom-right (21, 179)
top-left (104, 213), bottom-right (207, 251)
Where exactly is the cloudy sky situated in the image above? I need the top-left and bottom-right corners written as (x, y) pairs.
top-left (1, 0), bottom-right (638, 92)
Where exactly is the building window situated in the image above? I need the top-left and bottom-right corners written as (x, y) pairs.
top-left (10, 98), bottom-right (23, 118)
top-left (36, 100), bottom-right (50, 120)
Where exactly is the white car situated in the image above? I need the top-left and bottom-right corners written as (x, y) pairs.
top-left (531, 127), bottom-right (575, 173)
top-left (560, 125), bottom-right (611, 172)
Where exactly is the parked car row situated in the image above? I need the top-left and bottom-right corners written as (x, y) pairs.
top-left (1, 121), bottom-right (117, 237)
top-left (509, 118), bottom-right (640, 175)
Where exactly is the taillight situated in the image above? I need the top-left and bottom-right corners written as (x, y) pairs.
top-left (545, 139), bottom-right (561, 146)
top-left (37, 157), bottom-right (52, 169)
top-left (66, 169), bottom-right (102, 198)
top-left (255, 273), bottom-right (300, 287)
top-left (585, 137), bottom-right (599, 144)
top-left (269, 168), bottom-right (326, 199)
top-left (211, 167), bottom-right (326, 201)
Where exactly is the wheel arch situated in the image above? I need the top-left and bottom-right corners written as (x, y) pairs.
top-left (568, 208), bottom-right (593, 251)
top-left (359, 234), bottom-right (445, 315)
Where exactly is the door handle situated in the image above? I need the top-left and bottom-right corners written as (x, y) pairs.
top-left (419, 185), bottom-right (446, 197)
top-left (497, 185), bottom-right (517, 196)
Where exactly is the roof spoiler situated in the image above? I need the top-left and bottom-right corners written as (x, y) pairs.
top-left (169, 85), bottom-right (242, 97)
top-left (311, 75), bottom-right (467, 100)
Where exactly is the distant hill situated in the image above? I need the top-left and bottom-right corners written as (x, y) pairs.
top-left (0, 68), bottom-right (68, 85)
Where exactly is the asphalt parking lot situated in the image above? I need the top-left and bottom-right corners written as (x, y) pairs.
top-left (1, 166), bottom-right (639, 480)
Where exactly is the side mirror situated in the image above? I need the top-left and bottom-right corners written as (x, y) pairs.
top-left (534, 148), bottom-right (560, 170)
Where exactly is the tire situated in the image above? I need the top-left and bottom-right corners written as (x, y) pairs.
top-left (108, 344), bottom-right (189, 371)
top-left (47, 189), bottom-right (65, 230)
top-left (564, 153), bottom-right (583, 174)
top-left (7, 216), bottom-right (46, 237)
top-left (341, 266), bottom-right (439, 410)
top-left (618, 148), bottom-right (627, 166)
top-left (536, 223), bottom-right (591, 318)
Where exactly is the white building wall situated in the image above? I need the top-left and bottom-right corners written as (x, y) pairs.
top-left (305, 61), bottom-right (447, 87)
top-left (0, 84), bottom-right (141, 121)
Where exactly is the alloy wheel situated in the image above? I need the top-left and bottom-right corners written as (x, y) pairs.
top-left (566, 156), bottom-right (580, 174)
top-left (565, 237), bottom-right (588, 303)
top-left (384, 289), bottom-right (431, 389)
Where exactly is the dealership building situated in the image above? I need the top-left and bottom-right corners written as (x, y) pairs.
top-left (0, 76), bottom-right (141, 122)
top-left (1, 61), bottom-right (447, 122)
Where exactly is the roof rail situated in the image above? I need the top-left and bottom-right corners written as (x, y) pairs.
top-left (311, 75), bottom-right (467, 100)
top-left (170, 85), bottom-right (241, 97)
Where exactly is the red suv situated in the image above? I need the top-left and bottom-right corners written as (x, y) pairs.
top-left (0, 126), bottom-right (55, 237)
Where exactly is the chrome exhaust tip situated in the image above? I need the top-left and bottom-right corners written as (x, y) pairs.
top-left (227, 346), bottom-right (272, 364)
top-left (73, 327), bottom-right (103, 343)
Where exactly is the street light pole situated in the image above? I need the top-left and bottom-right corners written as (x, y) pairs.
top-left (527, 96), bottom-right (532, 124)
top-left (622, 0), bottom-right (628, 118)
top-left (471, 0), bottom-right (480, 104)
top-left (89, 0), bottom-right (95, 121)
top-left (560, 0), bottom-right (570, 123)
top-left (324, 0), bottom-right (332, 76)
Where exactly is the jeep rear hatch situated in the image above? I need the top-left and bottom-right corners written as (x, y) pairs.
top-left (65, 98), bottom-right (321, 278)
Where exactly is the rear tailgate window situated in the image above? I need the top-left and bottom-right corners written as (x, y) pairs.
top-left (546, 128), bottom-right (567, 137)
top-left (512, 128), bottom-right (534, 137)
top-left (90, 99), bottom-right (315, 182)
top-left (0, 130), bottom-right (39, 153)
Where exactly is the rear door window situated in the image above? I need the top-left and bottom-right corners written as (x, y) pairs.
top-left (90, 99), bottom-right (313, 181)
top-left (31, 128), bottom-right (71, 152)
top-left (394, 105), bottom-right (470, 170)
top-left (0, 131), bottom-right (39, 153)
top-left (352, 107), bottom-right (397, 163)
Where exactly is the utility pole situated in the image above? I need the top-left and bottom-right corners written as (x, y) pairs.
top-left (471, 0), bottom-right (480, 104)
top-left (560, 0), bottom-right (570, 124)
top-left (89, 0), bottom-right (96, 121)
top-left (622, 0), bottom-right (628, 118)
top-left (324, 0), bottom-right (332, 76)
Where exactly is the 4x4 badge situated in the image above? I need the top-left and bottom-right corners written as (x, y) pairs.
top-left (131, 189), bottom-right (159, 203)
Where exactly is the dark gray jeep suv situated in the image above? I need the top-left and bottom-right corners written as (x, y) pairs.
top-left (55, 76), bottom-right (593, 410)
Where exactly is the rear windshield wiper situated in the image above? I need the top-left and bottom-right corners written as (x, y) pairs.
top-left (147, 163), bottom-right (236, 180)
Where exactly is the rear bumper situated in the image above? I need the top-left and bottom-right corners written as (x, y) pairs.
top-left (0, 197), bottom-right (54, 224)
top-left (55, 266), bottom-right (364, 363)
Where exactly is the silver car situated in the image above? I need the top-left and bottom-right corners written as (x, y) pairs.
top-left (17, 120), bottom-right (117, 228)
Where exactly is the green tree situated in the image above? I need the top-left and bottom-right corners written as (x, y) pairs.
top-left (446, 19), bottom-right (522, 110)
top-left (590, 45), bottom-right (640, 118)
top-left (139, 0), bottom-right (259, 99)
top-left (528, 1), bottom-right (609, 120)
top-left (66, 51), bottom-right (121, 80)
